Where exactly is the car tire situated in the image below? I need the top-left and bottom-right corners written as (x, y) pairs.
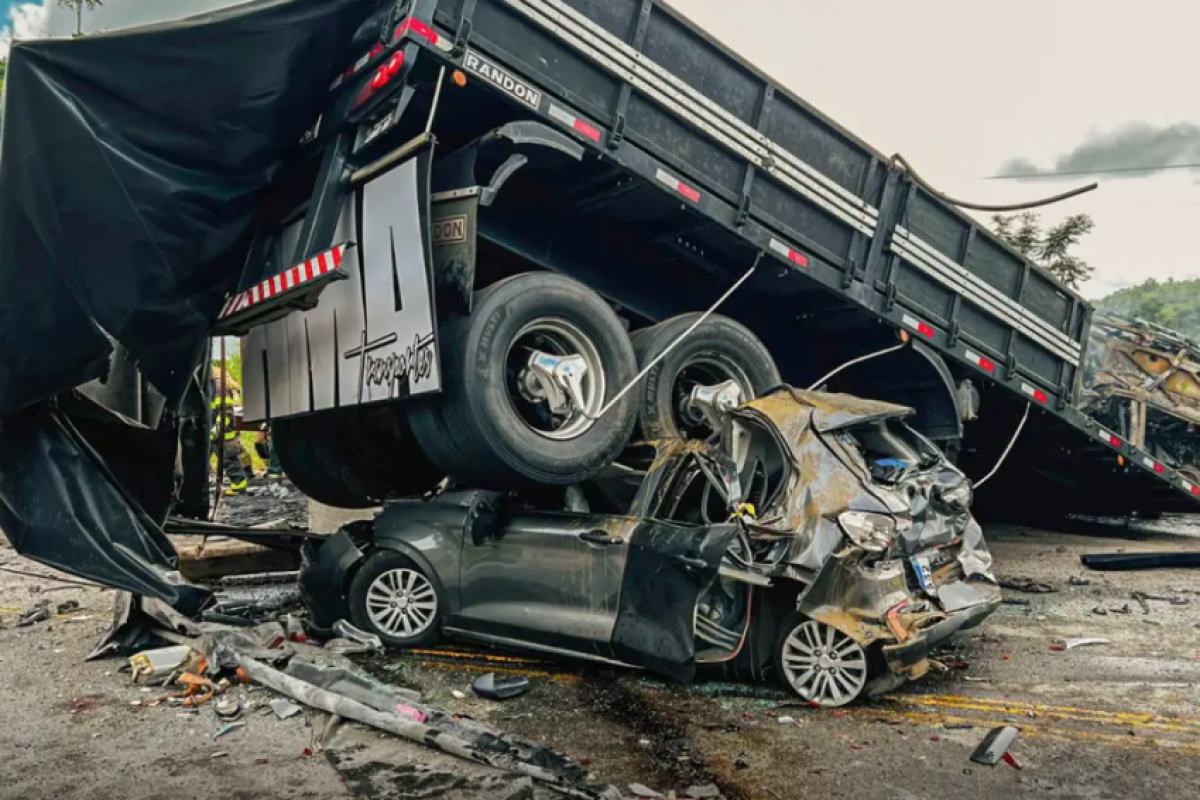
top-left (773, 611), bottom-right (873, 707)
top-left (347, 550), bottom-right (443, 649)
top-left (273, 406), bottom-right (444, 509)
top-left (631, 313), bottom-right (780, 440)
top-left (409, 272), bottom-right (638, 488)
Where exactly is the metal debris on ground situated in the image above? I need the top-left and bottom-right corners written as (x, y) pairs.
top-left (1068, 577), bottom-right (1091, 586)
top-left (1081, 551), bottom-right (1200, 571)
top-left (215, 696), bottom-right (242, 718)
top-left (1002, 597), bottom-right (1032, 607)
top-left (1092, 606), bottom-right (1108, 616)
top-left (628, 784), bottom-right (664, 799)
top-left (56, 599), bottom-right (82, 614)
top-left (331, 619), bottom-right (383, 651)
top-left (1063, 638), bottom-right (1110, 650)
top-left (998, 578), bottom-right (1056, 594)
top-left (322, 638), bottom-right (372, 655)
top-left (270, 698), bottom-right (303, 720)
top-left (1132, 591), bottom-right (1152, 615)
top-left (17, 601), bottom-right (51, 627)
top-left (970, 725), bottom-right (1021, 766)
top-left (471, 672), bottom-right (532, 701)
top-left (685, 785), bottom-right (722, 799)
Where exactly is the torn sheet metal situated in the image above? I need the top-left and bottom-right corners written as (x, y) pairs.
top-left (715, 388), bottom-right (994, 582)
top-left (0, 0), bottom-right (378, 413)
top-left (1083, 314), bottom-right (1200, 478)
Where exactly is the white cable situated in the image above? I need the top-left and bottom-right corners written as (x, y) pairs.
top-left (806, 341), bottom-right (907, 391)
top-left (581, 254), bottom-right (761, 420)
top-left (973, 402), bottom-right (1031, 489)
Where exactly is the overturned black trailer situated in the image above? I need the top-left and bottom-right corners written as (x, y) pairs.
top-left (208, 0), bottom-right (1193, 521)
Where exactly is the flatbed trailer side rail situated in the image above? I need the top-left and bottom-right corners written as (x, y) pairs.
top-left (383, 0), bottom-right (1199, 507)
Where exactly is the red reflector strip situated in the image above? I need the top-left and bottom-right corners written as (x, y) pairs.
top-left (964, 349), bottom-right (995, 373)
top-left (219, 244), bottom-right (348, 320)
top-left (1097, 428), bottom-right (1121, 448)
top-left (768, 239), bottom-right (809, 268)
top-left (654, 168), bottom-right (700, 203)
top-left (547, 104), bottom-right (601, 142)
top-left (1020, 383), bottom-right (1048, 404)
top-left (1142, 457), bottom-right (1165, 474)
top-left (394, 17), bottom-right (452, 51)
top-left (901, 314), bottom-right (935, 339)
top-left (1191, 485), bottom-right (1200, 496)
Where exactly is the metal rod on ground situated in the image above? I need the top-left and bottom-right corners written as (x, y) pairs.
top-left (974, 402), bottom-right (1031, 489)
top-left (236, 656), bottom-right (604, 799)
top-left (807, 341), bottom-right (908, 391)
top-left (581, 253), bottom-right (762, 420)
top-left (0, 566), bottom-right (103, 589)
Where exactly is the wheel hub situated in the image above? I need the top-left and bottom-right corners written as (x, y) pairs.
top-left (780, 619), bottom-right (869, 707)
top-left (366, 567), bottom-right (438, 639)
top-left (504, 318), bottom-right (607, 441)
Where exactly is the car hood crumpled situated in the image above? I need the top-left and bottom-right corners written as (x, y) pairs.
top-left (712, 387), bottom-right (994, 582)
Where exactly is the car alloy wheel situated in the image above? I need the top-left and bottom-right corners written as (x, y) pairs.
top-left (779, 618), bottom-right (868, 707)
top-left (364, 567), bottom-right (438, 639)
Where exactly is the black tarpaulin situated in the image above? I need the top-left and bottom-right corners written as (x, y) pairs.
top-left (0, 0), bottom-right (379, 415)
top-left (0, 394), bottom-right (212, 615)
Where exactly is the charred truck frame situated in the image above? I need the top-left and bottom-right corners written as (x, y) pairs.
top-left (210, 0), bottom-right (1197, 520)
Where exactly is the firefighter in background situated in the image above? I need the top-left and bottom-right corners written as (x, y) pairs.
top-left (211, 366), bottom-right (252, 495)
top-left (253, 425), bottom-right (285, 483)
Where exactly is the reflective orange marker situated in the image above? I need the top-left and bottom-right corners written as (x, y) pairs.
top-left (452, 70), bottom-right (467, 87)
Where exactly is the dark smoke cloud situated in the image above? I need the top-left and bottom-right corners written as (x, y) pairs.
top-left (996, 122), bottom-right (1200, 180)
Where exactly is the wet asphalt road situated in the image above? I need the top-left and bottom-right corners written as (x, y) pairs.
top-left (1, 523), bottom-right (1199, 799)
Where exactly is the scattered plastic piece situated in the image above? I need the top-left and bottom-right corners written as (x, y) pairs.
top-left (128, 645), bottom-right (197, 682)
top-left (970, 725), bottom-right (1020, 766)
top-left (396, 704), bottom-right (426, 723)
top-left (1002, 751), bottom-right (1023, 769)
top-left (472, 672), bottom-right (531, 701)
top-left (214, 721), bottom-right (245, 740)
top-left (778, 716), bottom-right (797, 725)
top-left (629, 784), bottom-right (664, 799)
top-left (284, 614), bottom-right (307, 644)
top-left (270, 698), bottom-right (303, 720)
top-left (56, 600), bottom-right (82, 614)
top-left (451, 690), bottom-right (466, 700)
top-left (1063, 637), bottom-right (1109, 650)
top-left (685, 785), bottom-right (721, 799)
top-left (1049, 644), bottom-right (1066, 651)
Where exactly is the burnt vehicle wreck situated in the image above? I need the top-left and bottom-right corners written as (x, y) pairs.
top-left (301, 387), bottom-right (1000, 706)
top-left (1083, 314), bottom-right (1200, 485)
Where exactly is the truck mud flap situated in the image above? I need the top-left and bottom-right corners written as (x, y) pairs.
top-left (242, 147), bottom-right (441, 422)
top-left (610, 522), bottom-right (739, 684)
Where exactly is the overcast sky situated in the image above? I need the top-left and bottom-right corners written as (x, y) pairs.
top-left (3, 0), bottom-right (1198, 299)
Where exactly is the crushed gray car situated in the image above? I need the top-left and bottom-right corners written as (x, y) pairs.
top-left (300, 387), bottom-right (1001, 706)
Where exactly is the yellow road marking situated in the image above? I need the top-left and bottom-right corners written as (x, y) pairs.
top-left (879, 708), bottom-right (1200, 755)
top-left (887, 694), bottom-right (1200, 734)
top-left (408, 647), bottom-right (551, 666)
top-left (411, 659), bottom-right (579, 683)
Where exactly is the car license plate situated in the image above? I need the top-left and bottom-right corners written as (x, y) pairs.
top-left (911, 556), bottom-right (934, 593)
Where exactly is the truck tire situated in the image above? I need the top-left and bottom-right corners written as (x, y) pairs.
top-left (273, 407), bottom-right (444, 509)
top-left (631, 313), bottom-right (780, 440)
top-left (409, 272), bottom-right (638, 488)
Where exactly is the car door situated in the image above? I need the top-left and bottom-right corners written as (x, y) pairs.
top-left (454, 509), bottom-right (634, 658)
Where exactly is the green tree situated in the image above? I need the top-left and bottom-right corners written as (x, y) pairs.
top-left (991, 211), bottom-right (1095, 290)
top-left (0, 59), bottom-right (6, 94)
top-left (1100, 277), bottom-right (1200, 338)
top-left (57, 0), bottom-right (104, 38)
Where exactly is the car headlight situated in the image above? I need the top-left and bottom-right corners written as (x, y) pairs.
top-left (837, 511), bottom-right (900, 553)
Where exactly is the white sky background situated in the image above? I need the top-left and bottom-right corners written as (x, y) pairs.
top-left (4, 0), bottom-right (1198, 299)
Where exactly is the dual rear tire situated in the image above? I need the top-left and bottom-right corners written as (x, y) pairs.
top-left (274, 272), bottom-right (780, 503)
